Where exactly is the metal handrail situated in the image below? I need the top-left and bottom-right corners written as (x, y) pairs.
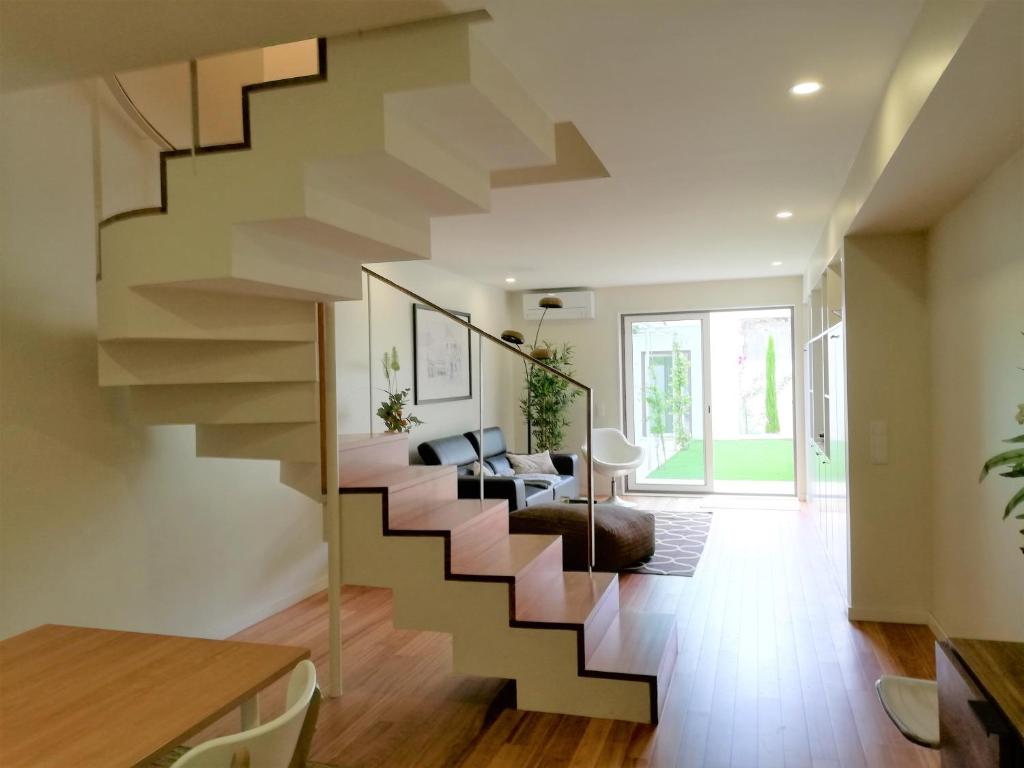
top-left (103, 74), bottom-right (179, 151)
top-left (362, 266), bottom-right (598, 570)
top-left (363, 268), bottom-right (588, 388)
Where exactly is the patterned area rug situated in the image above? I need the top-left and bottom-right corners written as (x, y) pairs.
top-left (621, 509), bottom-right (712, 577)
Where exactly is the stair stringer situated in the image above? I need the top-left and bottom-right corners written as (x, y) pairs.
top-left (339, 490), bottom-right (659, 723)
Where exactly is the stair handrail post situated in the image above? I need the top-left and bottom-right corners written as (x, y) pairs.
top-left (586, 389), bottom-right (595, 572)
top-left (321, 302), bottom-right (342, 698)
top-left (478, 332), bottom-right (484, 502)
top-left (366, 272), bottom-right (373, 436)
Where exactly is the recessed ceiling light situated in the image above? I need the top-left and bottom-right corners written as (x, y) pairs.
top-left (771, 261), bottom-right (783, 267)
top-left (790, 81), bottom-right (822, 96)
top-left (776, 210), bottom-right (794, 219)
top-left (504, 277), bottom-right (516, 284)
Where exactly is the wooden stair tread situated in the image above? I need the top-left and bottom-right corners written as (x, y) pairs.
top-left (338, 433), bottom-right (408, 450)
top-left (339, 463), bottom-right (453, 491)
top-left (585, 610), bottom-right (676, 678)
top-left (514, 571), bottom-right (617, 627)
top-left (450, 531), bottom-right (560, 579)
top-left (392, 499), bottom-right (507, 533)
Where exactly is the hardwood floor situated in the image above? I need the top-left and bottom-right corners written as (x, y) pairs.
top-left (193, 497), bottom-right (939, 767)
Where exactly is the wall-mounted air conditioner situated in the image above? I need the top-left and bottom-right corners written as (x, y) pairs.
top-left (522, 290), bottom-right (596, 320)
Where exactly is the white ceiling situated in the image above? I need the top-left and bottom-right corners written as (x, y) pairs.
top-left (431, 0), bottom-right (925, 289)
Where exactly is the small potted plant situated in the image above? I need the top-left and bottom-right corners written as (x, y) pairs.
top-left (377, 347), bottom-right (423, 434)
top-left (979, 332), bottom-right (1024, 554)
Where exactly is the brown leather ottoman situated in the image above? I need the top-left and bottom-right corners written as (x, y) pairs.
top-left (509, 501), bottom-right (656, 571)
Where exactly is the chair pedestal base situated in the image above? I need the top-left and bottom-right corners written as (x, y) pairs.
top-left (608, 477), bottom-right (637, 508)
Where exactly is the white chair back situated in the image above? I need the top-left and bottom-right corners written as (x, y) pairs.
top-left (170, 660), bottom-right (317, 768)
top-left (585, 428), bottom-right (642, 464)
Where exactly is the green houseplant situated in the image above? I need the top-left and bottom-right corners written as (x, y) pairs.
top-left (376, 347), bottom-right (423, 434)
top-left (645, 361), bottom-right (668, 465)
top-left (978, 332), bottom-right (1024, 551)
top-left (519, 341), bottom-right (582, 452)
top-left (669, 339), bottom-right (692, 450)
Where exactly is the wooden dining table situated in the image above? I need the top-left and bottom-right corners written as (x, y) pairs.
top-left (0, 624), bottom-right (310, 768)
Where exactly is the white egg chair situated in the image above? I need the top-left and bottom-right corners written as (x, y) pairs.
top-left (875, 675), bottom-right (940, 749)
top-left (581, 428), bottom-right (645, 507)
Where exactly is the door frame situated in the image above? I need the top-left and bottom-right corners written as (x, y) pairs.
top-left (621, 311), bottom-right (714, 494)
top-left (619, 305), bottom-right (799, 497)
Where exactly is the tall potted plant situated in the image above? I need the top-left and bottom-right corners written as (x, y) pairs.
top-left (979, 332), bottom-right (1024, 553)
top-left (519, 342), bottom-right (582, 452)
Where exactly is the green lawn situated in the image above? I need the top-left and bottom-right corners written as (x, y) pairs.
top-left (647, 439), bottom-right (795, 481)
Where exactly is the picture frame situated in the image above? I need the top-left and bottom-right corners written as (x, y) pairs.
top-left (412, 303), bottom-right (472, 404)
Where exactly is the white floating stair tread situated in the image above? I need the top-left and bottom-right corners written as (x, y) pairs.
top-left (237, 216), bottom-right (428, 277)
top-left (339, 463), bottom-right (455, 491)
top-left (196, 422), bottom-right (320, 462)
top-left (129, 382), bottom-right (318, 425)
top-left (305, 150), bottom-right (487, 228)
top-left (392, 498), bottom-right (508, 534)
top-left (875, 675), bottom-right (940, 749)
top-left (384, 36), bottom-right (556, 172)
top-left (98, 339), bottom-right (317, 387)
top-left (449, 531), bottom-right (561, 580)
top-left (97, 284), bottom-right (317, 342)
top-left (514, 571), bottom-right (617, 627)
top-left (239, 216), bottom-right (427, 264)
top-left (586, 610), bottom-right (677, 680)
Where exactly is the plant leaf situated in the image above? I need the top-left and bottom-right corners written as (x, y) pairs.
top-left (979, 447), bottom-right (1024, 481)
top-left (1004, 434), bottom-right (1024, 443)
top-left (1005, 486), bottom-right (1024, 520)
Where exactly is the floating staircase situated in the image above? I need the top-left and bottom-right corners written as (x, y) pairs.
top-left (339, 433), bottom-right (677, 723)
top-left (96, 13), bottom-right (676, 723)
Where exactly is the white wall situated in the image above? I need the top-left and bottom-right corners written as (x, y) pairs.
top-left (843, 234), bottom-right (932, 623)
top-left (927, 148), bottom-right (1024, 640)
top-left (335, 261), bottom-right (515, 461)
top-left (507, 277), bottom-right (806, 497)
top-left (0, 81), bottom-right (326, 641)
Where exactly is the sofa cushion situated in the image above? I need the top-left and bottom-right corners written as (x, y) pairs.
top-left (464, 427), bottom-right (507, 459)
top-left (418, 434), bottom-right (479, 469)
top-left (508, 451), bottom-right (559, 475)
top-left (486, 455), bottom-right (514, 475)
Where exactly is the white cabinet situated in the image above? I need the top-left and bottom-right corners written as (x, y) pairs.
top-left (805, 257), bottom-right (849, 601)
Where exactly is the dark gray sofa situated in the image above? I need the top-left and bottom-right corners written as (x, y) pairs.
top-left (417, 426), bottom-right (579, 511)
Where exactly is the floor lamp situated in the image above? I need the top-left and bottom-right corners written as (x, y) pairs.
top-left (501, 295), bottom-right (563, 454)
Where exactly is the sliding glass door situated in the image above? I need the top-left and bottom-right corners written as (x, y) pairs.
top-left (623, 313), bottom-right (713, 493)
top-left (623, 308), bottom-right (797, 495)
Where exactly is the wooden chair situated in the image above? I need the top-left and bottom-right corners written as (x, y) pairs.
top-left (149, 660), bottom-right (321, 768)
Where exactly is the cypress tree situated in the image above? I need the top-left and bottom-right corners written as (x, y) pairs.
top-left (765, 336), bottom-right (781, 433)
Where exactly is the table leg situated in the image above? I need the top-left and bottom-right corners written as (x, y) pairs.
top-left (240, 694), bottom-right (260, 730)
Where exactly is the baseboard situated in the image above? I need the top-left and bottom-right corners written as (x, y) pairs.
top-left (214, 572), bottom-right (329, 639)
top-left (847, 604), bottom-right (931, 625)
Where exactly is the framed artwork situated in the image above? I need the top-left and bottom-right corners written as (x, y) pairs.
top-left (412, 303), bottom-right (472, 404)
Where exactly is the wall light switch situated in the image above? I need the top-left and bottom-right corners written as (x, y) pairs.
top-left (869, 419), bottom-right (889, 465)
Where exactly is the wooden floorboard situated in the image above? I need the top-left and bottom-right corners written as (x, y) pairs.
top-left (190, 497), bottom-right (939, 767)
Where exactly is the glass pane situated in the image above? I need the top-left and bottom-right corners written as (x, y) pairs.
top-left (630, 317), bottom-right (706, 487)
top-left (708, 308), bottom-right (795, 494)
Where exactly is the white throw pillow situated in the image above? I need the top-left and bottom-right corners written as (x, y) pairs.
top-left (470, 461), bottom-right (495, 477)
top-left (507, 450), bottom-right (559, 475)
